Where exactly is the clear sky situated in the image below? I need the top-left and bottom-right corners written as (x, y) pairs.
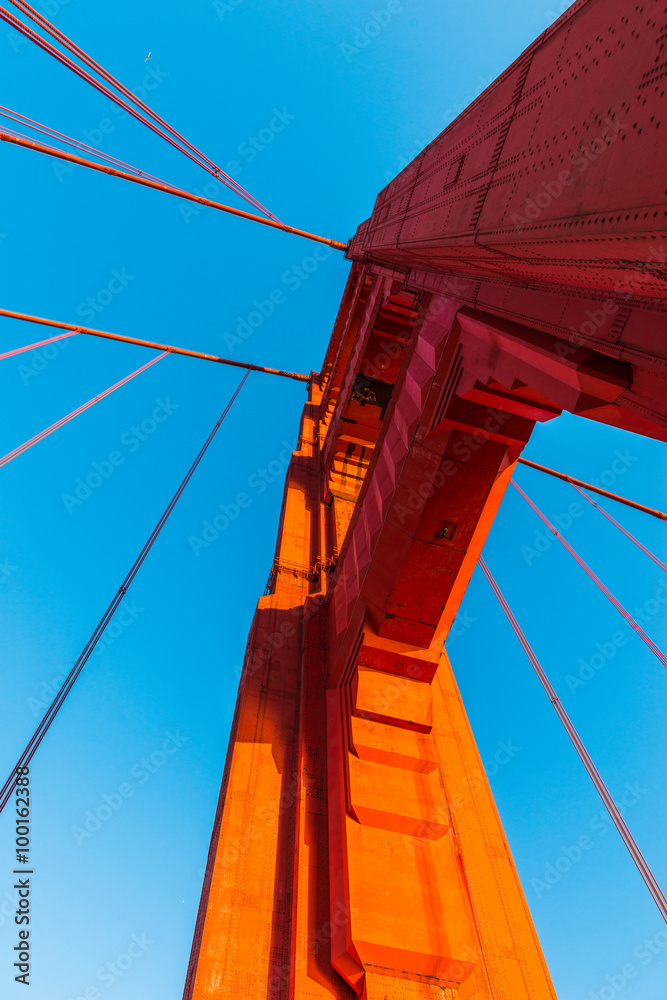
top-left (0, 2), bottom-right (665, 999)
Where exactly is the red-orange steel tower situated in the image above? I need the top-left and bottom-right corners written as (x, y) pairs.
top-left (183, 2), bottom-right (667, 997)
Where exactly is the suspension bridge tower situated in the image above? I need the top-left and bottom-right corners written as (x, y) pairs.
top-left (183, 2), bottom-right (667, 998)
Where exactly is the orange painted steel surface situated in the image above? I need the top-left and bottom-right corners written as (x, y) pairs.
top-left (183, 4), bottom-right (667, 999)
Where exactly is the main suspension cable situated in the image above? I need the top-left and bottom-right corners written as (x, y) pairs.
top-left (512, 481), bottom-right (667, 670)
top-left (0, 372), bottom-right (249, 815)
top-left (0, 307), bottom-right (314, 382)
top-left (517, 457), bottom-right (667, 522)
top-left (0, 131), bottom-right (347, 252)
top-left (479, 557), bottom-right (667, 922)
top-left (0, 2), bottom-right (277, 219)
top-left (0, 352), bottom-right (167, 468)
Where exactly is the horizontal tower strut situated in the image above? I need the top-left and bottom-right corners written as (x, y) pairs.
top-left (517, 458), bottom-right (667, 522)
top-left (0, 131), bottom-right (348, 252)
top-left (0, 308), bottom-right (313, 383)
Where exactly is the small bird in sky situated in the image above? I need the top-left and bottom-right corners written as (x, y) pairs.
top-left (144, 51), bottom-right (151, 61)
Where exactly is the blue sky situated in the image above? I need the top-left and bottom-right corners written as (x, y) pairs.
top-left (0, 2), bottom-right (665, 998)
